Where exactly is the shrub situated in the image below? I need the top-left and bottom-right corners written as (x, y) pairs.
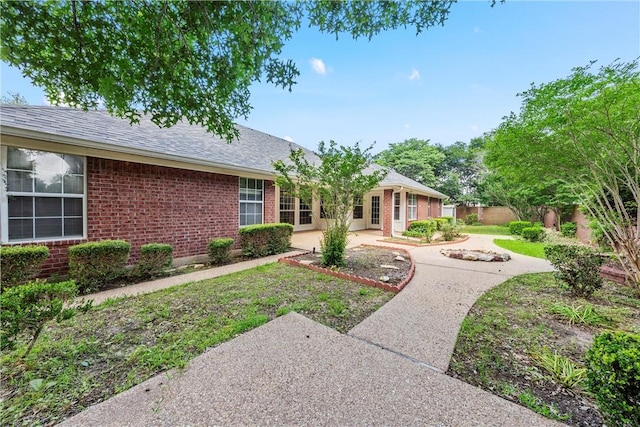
top-left (441, 223), bottom-right (461, 241)
top-left (404, 220), bottom-right (437, 242)
top-left (464, 213), bottom-right (478, 225)
top-left (544, 244), bottom-right (604, 297)
top-left (238, 223), bottom-right (293, 258)
top-left (440, 216), bottom-right (455, 224)
top-left (0, 280), bottom-right (77, 357)
top-left (509, 221), bottom-right (534, 235)
top-left (321, 226), bottom-right (348, 267)
top-left (0, 245), bottom-right (49, 288)
top-left (521, 226), bottom-right (545, 242)
top-left (136, 243), bottom-right (173, 278)
top-left (561, 222), bottom-right (578, 238)
top-left (434, 218), bottom-right (449, 230)
top-left (586, 331), bottom-right (640, 427)
top-left (68, 240), bottom-right (131, 294)
top-left (208, 238), bottom-right (234, 264)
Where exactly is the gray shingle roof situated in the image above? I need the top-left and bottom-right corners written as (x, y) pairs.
top-left (0, 105), bottom-right (446, 198)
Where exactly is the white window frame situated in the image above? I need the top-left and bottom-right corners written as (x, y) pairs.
top-left (353, 195), bottom-right (364, 220)
top-left (239, 177), bottom-right (264, 227)
top-left (393, 192), bottom-right (401, 221)
top-left (1, 145), bottom-right (87, 243)
top-left (408, 193), bottom-right (418, 220)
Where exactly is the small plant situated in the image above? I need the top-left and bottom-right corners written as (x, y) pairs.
top-left (321, 226), bottom-right (348, 267)
top-left (544, 244), bottom-right (604, 297)
top-left (550, 302), bottom-right (612, 327)
top-left (560, 222), bottom-right (577, 238)
top-left (516, 390), bottom-right (571, 421)
top-left (136, 243), bottom-right (173, 278)
top-left (68, 240), bottom-right (131, 294)
top-left (0, 279), bottom-right (77, 357)
top-left (208, 238), bottom-right (234, 264)
top-left (433, 218), bottom-right (449, 230)
top-left (587, 331), bottom-right (640, 427)
top-left (404, 220), bottom-right (437, 242)
top-left (531, 346), bottom-right (587, 390)
top-left (441, 223), bottom-right (461, 241)
top-left (508, 221), bottom-right (533, 235)
top-left (464, 213), bottom-right (478, 225)
top-left (0, 245), bottom-right (50, 288)
top-left (521, 226), bottom-right (545, 242)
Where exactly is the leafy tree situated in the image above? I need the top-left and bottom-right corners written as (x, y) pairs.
top-left (0, 91), bottom-right (28, 105)
top-left (273, 141), bottom-right (386, 267)
top-left (434, 138), bottom-right (486, 205)
top-left (485, 60), bottom-right (640, 293)
top-left (374, 138), bottom-right (445, 187)
top-left (1, 0), bottom-right (459, 141)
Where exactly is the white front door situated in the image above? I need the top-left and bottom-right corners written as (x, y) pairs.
top-left (393, 191), bottom-right (405, 234)
top-left (368, 193), bottom-right (382, 230)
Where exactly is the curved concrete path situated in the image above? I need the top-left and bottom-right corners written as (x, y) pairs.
top-left (60, 234), bottom-right (560, 427)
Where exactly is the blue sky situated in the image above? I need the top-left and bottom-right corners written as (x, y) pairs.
top-left (2, 1), bottom-right (639, 154)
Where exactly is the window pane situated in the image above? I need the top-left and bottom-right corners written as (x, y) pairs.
top-left (7, 170), bottom-right (32, 192)
top-left (35, 197), bottom-right (62, 217)
top-left (64, 218), bottom-right (83, 236)
top-left (63, 175), bottom-right (83, 194)
top-left (35, 218), bottom-right (63, 238)
top-left (8, 196), bottom-right (33, 217)
top-left (353, 206), bottom-right (363, 219)
top-left (299, 210), bottom-right (312, 225)
top-left (63, 154), bottom-right (84, 175)
top-left (240, 203), bottom-right (246, 214)
top-left (7, 147), bottom-right (34, 170)
top-left (281, 211), bottom-right (295, 225)
top-left (35, 175), bottom-right (63, 193)
top-left (8, 219), bottom-right (33, 240)
top-left (64, 198), bottom-right (83, 216)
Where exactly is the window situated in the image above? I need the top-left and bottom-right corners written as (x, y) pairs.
top-left (353, 195), bottom-right (363, 219)
top-left (239, 178), bottom-right (263, 226)
top-left (320, 198), bottom-right (327, 219)
top-left (393, 192), bottom-right (401, 220)
top-left (408, 193), bottom-right (417, 220)
top-left (3, 147), bottom-right (85, 241)
top-left (279, 190), bottom-right (295, 225)
top-left (299, 199), bottom-right (313, 225)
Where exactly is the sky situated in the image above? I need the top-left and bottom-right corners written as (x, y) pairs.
top-left (1, 1), bottom-right (639, 154)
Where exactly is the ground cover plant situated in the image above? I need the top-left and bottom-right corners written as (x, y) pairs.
top-left (448, 272), bottom-right (640, 426)
top-left (0, 263), bottom-right (394, 426)
top-left (493, 239), bottom-right (547, 259)
top-left (458, 225), bottom-right (511, 235)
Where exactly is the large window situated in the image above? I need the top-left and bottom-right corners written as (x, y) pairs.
top-left (239, 178), bottom-right (263, 226)
top-left (299, 199), bottom-right (313, 225)
top-left (353, 195), bottom-right (363, 219)
top-left (279, 191), bottom-right (295, 225)
top-left (408, 194), bottom-right (417, 220)
top-left (393, 192), bottom-right (401, 221)
top-left (3, 147), bottom-right (85, 241)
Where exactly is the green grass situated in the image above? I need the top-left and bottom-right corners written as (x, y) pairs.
top-left (0, 262), bottom-right (394, 426)
top-left (493, 238), bottom-right (547, 258)
top-left (459, 225), bottom-right (511, 235)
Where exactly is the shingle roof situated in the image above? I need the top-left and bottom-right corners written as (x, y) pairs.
top-left (0, 105), bottom-right (446, 198)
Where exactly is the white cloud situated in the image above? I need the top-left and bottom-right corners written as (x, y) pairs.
top-left (310, 57), bottom-right (327, 75)
top-left (473, 26), bottom-right (483, 34)
top-left (283, 135), bottom-right (294, 142)
top-left (409, 68), bottom-right (421, 80)
top-left (404, 123), bottom-right (411, 130)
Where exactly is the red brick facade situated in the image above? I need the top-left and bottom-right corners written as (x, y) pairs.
top-left (383, 189), bottom-right (393, 237)
top-left (13, 158), bottom-right (276, 276)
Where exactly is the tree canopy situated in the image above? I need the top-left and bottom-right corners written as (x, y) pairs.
top-left (1, 0), bottom-right (458, 141)
top-left (374, 138), bottom-right (444, 188)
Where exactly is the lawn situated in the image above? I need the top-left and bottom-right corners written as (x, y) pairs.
top-left (459, 224), bottom-right (511, 235)
top-left (448, 272), bottom-right (640, 426)
top-left (493, 238), bottom-right (547, 258)
top-left (0, 262), bottom-right (394, 427)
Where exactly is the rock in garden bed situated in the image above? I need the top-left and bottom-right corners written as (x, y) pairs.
top-left (440, 248), bottom-right (511, 262)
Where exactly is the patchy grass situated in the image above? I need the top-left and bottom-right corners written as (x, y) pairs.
top-left (0, 262), bottom-right (394, 426)
top-left (493, 238), bottom-right (547, 258)
top-left (448, 272), bottom-right (640, 426)
top-left (459, 225), bottom-right (511, 235)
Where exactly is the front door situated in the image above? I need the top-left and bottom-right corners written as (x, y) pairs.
top-left (369, 194), bottom-right (381, 229)
top-left (393, 191), bottom-right (404, 234)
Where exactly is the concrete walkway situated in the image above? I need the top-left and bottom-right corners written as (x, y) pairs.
top-left (60, 233), bottom-right (560, 427)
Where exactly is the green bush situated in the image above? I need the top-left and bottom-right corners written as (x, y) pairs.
top-left (561, 222), bottom-right (578, 238)
top-left (508, 221), bottom-right (534, 235)
top-left (464, 213), bottom-right (479, 225)
top-left (208, 238), bottom-right (234, 264)
top-left (404, 220), bottom-right (437, 242)
top-left (521, 226), bottom-right (545, 242)
top-left (441, 223), bottom-right (461, 241)
top-left (135, 243), bottom-right (173, 278)
top-left (440, 216), bottom-right (455, 224)
top-left (238, 223), bottom-right (293, 258)
top-left (434, 218), bottom-right (449, 230)
top-left (0, 245), bottom-right (50, 288)
top-left (544, 244), bottom-right (604, 298)
top-left (321, 227), bottom-right (348, 267)
top-left (0, 280), bottom-right (77, 357)
top-left (68, 240), bottom-right (131, 294)
top-left (587, 331), bottom-right (640, 427)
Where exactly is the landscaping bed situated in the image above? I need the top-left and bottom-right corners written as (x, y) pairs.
top-left (448, 272), bottom-right (640, 426)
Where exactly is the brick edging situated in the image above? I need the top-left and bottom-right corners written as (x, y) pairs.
top-left (278, 246), bottom-right (415, 293)
top-left (599, 265), bottom-right (627, 285)
top-left (376, 234), bottom-right (470, 247)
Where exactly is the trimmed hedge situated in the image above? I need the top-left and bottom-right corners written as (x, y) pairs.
top-left (508, 221), bottom-right (533, 235)
top-left (561, 222), bottom-right (578, 238)
top-left (587, 331), bottom-right (640, 427)
top-left (521, 226), bottom-right (545, 242)
top-left (136, 243), bottom-right (173, 278)
top-left (68, 240), bottom-right (131, 294)
top-left (208, 238), bottom-right (234, 264)
top-left (0, 245), bottom-right (50, 288)
top-left (238, 223), bottom-right (293, 258)
top-left (544, 244), bottom-right (604, 297)
top-left (440, 216), bottom-right (455, 224)
top-left (434, 218), bottom-right (449, 230)
top-left (404, 220), bottom-right (437, 242)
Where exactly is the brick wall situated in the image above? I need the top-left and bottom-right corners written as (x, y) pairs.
top-left (383, 189), bottom-right (393, 237)
top-left (417, 195), bottom-right (430, 220)
top-left (429, 197), bottom-right (441, 218)
top-left (8, 158), bottom-right (276, 276)
top-left (457, 206), bottom-right (517, 225)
